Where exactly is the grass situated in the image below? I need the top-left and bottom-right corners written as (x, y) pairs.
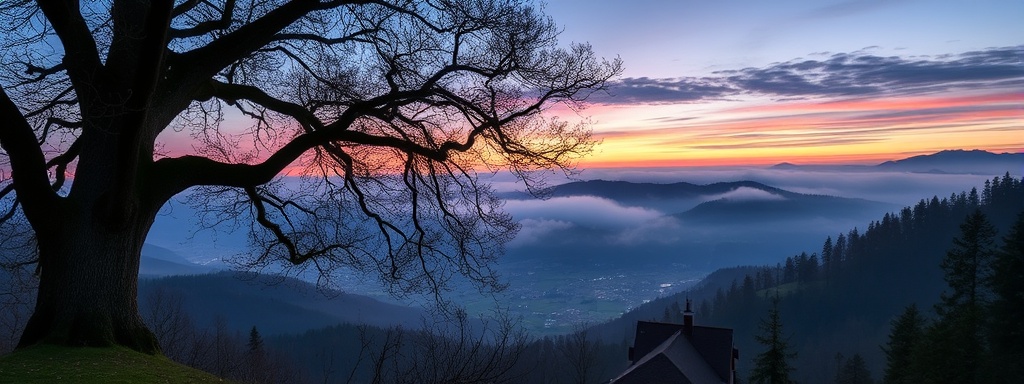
top-left (0, 344), bottom-right (230, 383)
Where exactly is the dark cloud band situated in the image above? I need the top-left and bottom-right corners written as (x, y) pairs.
top-left (594, 46), bottom-right (1024, 104)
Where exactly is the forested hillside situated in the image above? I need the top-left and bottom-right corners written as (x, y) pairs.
top-left (611, 173), bottom-right (1023, 382)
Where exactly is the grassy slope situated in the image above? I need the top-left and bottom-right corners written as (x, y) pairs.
top-left (0, 345), bottom-right (229, 384)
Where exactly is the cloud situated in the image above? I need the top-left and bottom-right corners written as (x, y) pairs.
top-left (502, 196), bottom-right (664, 230)
top-left (599, 77), bottom-right (736, 104)
top-left (701, 186), bottom-right (786, 202)
top-left (610, 216), bottom-right (683, 245)
top-left (509, 218), bottom-right (573, 246)
top-left (502, 196), bottom-right (689, 247)
top-left (592, 46), bottom-right (1024, 104)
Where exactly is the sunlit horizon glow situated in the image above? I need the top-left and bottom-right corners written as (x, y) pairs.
top-left (571, 89), bottom-right (1022, 168)
top-left (536, 0), bottom-right (1024, 169)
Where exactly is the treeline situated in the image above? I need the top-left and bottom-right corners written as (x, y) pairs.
top-left (141, 282), bottom-right (629, 383)
top-left (881, 210), bottom-right (1023, 383)
top-left (636, 173), bottom-right (1023, 382)
top-left (270, 318), bottom-right (628, 384)
top-left (139, 286), bottom-right (302, 383)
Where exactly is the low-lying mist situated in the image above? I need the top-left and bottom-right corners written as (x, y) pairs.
top-left (143, 166), bottom-right (1019, 333)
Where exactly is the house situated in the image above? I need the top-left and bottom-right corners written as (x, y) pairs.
top-left (610, 299), bottom-right (738, 384)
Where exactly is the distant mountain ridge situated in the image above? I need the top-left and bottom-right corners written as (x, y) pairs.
top-left (770, 149), bottom-right (1023, 174)
top-left (876, 149), bottom-right (1023, 174)
top-left (677, 193), bottom-right (890, 224)
top-left (531, 179), bottom-right (893, 220)
top-left (139, 244), bottom-right (219, 277)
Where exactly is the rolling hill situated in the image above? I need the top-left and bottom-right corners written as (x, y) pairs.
top-left (138, 272), bottom-right (424, 336)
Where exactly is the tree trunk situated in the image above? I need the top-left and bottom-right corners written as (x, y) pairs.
top-left (17, 204), bottom-right (159, 353)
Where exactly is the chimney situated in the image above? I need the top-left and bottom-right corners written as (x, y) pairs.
top-left (683, 298), bottom-right (694, 335)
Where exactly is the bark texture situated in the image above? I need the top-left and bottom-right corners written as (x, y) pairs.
top-left (18, 200), bottom-right (160, 353)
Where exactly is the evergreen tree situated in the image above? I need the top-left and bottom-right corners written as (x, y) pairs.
top-left (822, 236), bottom-right (834, 284)
top-left (881, 305), bottom-right (924, 384)
top-left (987, 212), bottom-right (1024, 382)
top-left (837, 354), bottom-right (874, 384)
top-left (750, 296), bottom-right (797, 384)
top-left (245, 326), bottom-right (267, 383)
top-left (834, 233), bottom-right (847, 273)
top-left (783, 257), bottom-right (797, 283)
top-left (921, 209), bottom-right (997, 384)
top-left (248, 326), bottom-right (264, 353)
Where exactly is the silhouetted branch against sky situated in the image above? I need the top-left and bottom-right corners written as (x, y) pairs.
top-left (0, 0), bottom-right (622, 330)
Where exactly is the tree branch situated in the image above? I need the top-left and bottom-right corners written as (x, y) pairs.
top-left (198, 79), bottom-right (325, 132)
top-left (171, 0), bottom-right (202, 18)
top-left (168, 0), bottom-right (236, 39)
top-left (173, 0), bottom-right (351, 89)
top-left (47, 137), bottom-right (81, 192)
top-left (271, 28), bottom-right (378, 45)
top-left (14, 62), bottom-right (67, 87)
top-left (0, 85), bottom-right (59, 228)
top-left (35, 0), bottom-right (103, 94)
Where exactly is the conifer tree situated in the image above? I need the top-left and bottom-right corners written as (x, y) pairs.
top-left (245, 326), bottom-right (267, 383)
top-left (822, 236), bottom-right (834, 284)
top-left (750, 296), bottom-right (797, 384)
top-left (881, 305), bottom-right (924, 384)
top-left (247, 326), bottom-right (264, 353)
top-left (987, 212), bottom-right (1024, 382)
top-left (837, 354), bottom-right (874, 384)
top-left (920, 209), bottom-right (996, 384)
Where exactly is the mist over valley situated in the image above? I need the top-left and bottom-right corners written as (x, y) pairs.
top-left (134, 151), bottom-right (1020, 335)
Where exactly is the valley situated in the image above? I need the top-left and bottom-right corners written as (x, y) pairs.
top-left (128, 152), bottom-right (1020, 338)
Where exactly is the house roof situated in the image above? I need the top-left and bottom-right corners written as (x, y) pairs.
top-left (613, 320), bottom-right (735, 384)
top-left (611, 330), bottom-right (726, 384)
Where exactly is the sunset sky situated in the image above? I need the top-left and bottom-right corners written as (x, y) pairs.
top-left (541, 0), bottom-right (1023, 167)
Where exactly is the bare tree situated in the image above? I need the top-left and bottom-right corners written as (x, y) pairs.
top-left (140, 285), bottom-right (195, 360)
top-left (557, 322), bottom-right (600, 384)
top-left (397, 309), bottom-right (528, 383)
top-left (333, 310), bottom-right (528, 384)
top-left (210, 316), bottom-right (244, 379)
top-left (0, 0), bottom-right (621, 352)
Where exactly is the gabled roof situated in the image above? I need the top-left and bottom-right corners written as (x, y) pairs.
top-left (613, 320), bottom-right (735, 384)
top-left (611, 330), bottom-right (726, 384)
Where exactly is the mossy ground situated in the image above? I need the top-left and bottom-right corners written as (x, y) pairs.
top-left (0, 344), bottom-right (229, 383)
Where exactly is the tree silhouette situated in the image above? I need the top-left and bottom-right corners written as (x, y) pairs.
top-left (880, 304), bottom-right (924, 384)
top-left (837, 353), bottom-right (874, 384)
top-left (987, 212), bottom-right (1024, 381)
top-left (918, 209), bottom-right (996, 384)
top-left (0, 0), bottom-right (620, 352)
top-left (750, 296), bottom-right (797, 384)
